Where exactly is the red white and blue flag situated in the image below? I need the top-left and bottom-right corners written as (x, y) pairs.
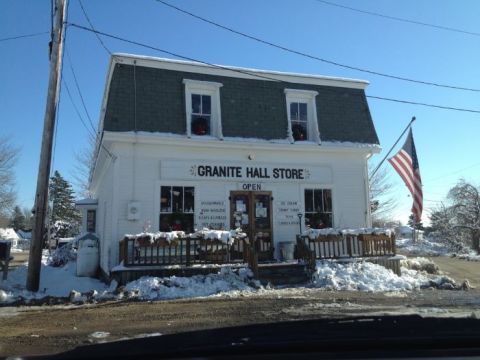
top-left (388, 128), bottom-right (423, 222)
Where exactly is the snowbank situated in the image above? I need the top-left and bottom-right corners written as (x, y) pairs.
top-left (312, 259), bottom-right (456, 292)
top-left (396, 236), bottom-right (451, 256)
top-left (123, 267), bottom-right (260, 300)
top-left (0, 250), bottom-right (110, 304)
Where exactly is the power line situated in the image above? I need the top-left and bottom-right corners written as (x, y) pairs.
top-left (154, 0), bottom-right (480, 93)
top-left (423, 162), bottom-right (480, 184)
top-left (367, 96), bottom-right (480, 114)
top-left (0, 31), bottom-right (49, 43)
top-left (62, 78), bottom-right (96, 141)
top-left (77, 0), bottom-right (112, 55)
top-left (64, 47), bottom-right (97, 134)
top-left (314, 0), bottom-right (480, 38)
top-left (67, 22), bottom-right (480, 115)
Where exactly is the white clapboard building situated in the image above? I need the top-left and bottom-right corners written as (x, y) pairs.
top-left (77, 54), bottom-right (380, 276)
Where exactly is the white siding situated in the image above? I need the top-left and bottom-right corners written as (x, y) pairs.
top-left (94, 139), bottom-right (373, 272)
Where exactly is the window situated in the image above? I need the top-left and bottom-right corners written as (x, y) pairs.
top-left (290, 102), bottom-right (308, 141)
top-left (183, 79), bottom-right (223, 138)
top-left (284, 89), bottom-right (320, 143)
top-left (304, 189), bottom-right (333, 228)
top-left (86, 209), bottom-right (96, 233)
top-left (191, 94), bottom-right (211, 135)
top-left (160, 186), bottom-right (195, 232)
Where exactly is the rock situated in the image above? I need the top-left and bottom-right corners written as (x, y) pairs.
top-left (0, 289), bottom-right (8, 302)
top-left (461, 279), bottom-right (473, 290)
top-left (440, 283), bottom-right (455, 290)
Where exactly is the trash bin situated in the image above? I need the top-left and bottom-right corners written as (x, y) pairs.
top-left (279, 241), bottom-right (295, 261)
top-left (76, 234), bottom-right (99, 277)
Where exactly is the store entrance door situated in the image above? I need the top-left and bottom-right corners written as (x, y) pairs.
top-left (230, 191), bottom-right (273, 261)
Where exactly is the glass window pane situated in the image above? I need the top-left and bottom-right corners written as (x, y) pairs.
top-left (299, 103), bottom-right (307, 121)
top-left (184, 187), bottom-right (195, 213)
top-left (254, 194), bottom-right (270, 230)
top-left (87, 210), bottom-right (96, 232)
top-left (191, 115), bottom-right (210, 135)
top-left (160, 186), bottom-right (171, 213)
top-left (160, 214), bottom-right (172, 232)
top-left (202, 95), bottom-right (211, 115)
top-left (304, 189), bottom-right (313, 212)
top-left (323, 189), bottom-right (332, 212)
top-left (192, 94), bottom-right (201, 113)
top-left (290, 102), bottom-right (299, 120)
top-left (172, 186), bottom-right (183, 212)
top-left (314, 190), bottom-right (323, 213)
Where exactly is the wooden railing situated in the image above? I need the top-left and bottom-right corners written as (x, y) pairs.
top-left (120, 236), bottom-right (246, 267)
top-left (298, 233), bottom-right (395, 260)
top-left (295, 235), bottom-right (315, 273)
top-left (244, 238), bottom-right (258, 278)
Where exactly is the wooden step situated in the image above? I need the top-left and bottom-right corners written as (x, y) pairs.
top-left (257, 262), bottom-right (310, 286)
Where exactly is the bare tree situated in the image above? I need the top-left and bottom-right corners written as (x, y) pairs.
top-left (368, 163), bottom-right (397, 226)
top-left (0, 137), bottom-right (19, 218)
top-left (71, 136), bottom-right (96, 198)
top-left (447, 180), bottom-right (480, 253)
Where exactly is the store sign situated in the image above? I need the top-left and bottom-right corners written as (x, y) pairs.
top-left (161, 160), bottom-right (332, 183)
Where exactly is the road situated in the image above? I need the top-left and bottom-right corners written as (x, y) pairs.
top-left (1, 252), bottom-right (480, 357)
top-left (427, 255), bottom-right (480, 288)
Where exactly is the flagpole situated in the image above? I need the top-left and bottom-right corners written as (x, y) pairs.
top-left (370, 116), bottom-right (416, 178)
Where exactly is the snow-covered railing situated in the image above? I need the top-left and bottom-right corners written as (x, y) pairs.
top-left (120, 230), bottom-right (247, 267)
top-left (298, 227), bottom-right (395, 260)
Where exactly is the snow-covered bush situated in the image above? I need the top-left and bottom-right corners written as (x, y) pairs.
top-left (48, 242), bottom-right (77, 267)
top-left (400, 257), bottom-right (439, 274)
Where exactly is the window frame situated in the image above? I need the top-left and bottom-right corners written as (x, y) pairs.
top-left (284, 88), bottom-right (320, 144)
top-left (183, 79), bottom-right (223, 139)
top-left (303, 188), bottom-right (334, 228)
top-left (159, 185), bottom-right (195, 232)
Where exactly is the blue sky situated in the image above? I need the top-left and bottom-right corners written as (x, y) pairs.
top-left (1, 0), bottom-right (479, 224)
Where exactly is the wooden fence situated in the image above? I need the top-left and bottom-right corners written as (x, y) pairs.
top-left (297, 233), bottom-right (396, 263)
top-left (120, 236), bottom-right (246, 267)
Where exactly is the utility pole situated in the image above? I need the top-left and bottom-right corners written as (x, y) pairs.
top-left (27, 0), bottom-right (67, 291)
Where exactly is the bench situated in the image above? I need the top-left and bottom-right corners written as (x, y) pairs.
top-left (0, 241), bottom-right (13, 280)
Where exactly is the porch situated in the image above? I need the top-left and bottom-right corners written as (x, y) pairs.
top-left (112, 230), bottom-right (398, 285)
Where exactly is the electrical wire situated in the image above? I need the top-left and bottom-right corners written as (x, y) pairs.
top-left (77, 0), bottom-right (112, 55)
top-left (0, 31), bottom-right (49, 43)
top-left (65, 47), bottom-right (97, 134)
top-left (154, 0), bottom-right (480, 93)
top-left (67, 22), bottom-right (480, 115)
top-left (314, 0), bottom-right (480, 38)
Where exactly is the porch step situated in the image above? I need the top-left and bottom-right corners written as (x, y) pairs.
top-left (257, 262), bottom-right (310, 286)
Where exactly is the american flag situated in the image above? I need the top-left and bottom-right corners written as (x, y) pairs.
top-left (388, 128), bottom-right (423, 222)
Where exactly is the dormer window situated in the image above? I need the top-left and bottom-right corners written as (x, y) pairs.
top-left (183, 79), bottom-right (223, 138)
top-left (191, 94), bottom-right (211, 135)
top-left (290, 102), bottom-right (308, 141)
top-left (284, 89), bottom-right (320, 143)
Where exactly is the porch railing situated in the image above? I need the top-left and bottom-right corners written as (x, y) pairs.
top-left (120, 236), bottom-right (246, 267)
top-left (297, 233), bottom-right (396, 261)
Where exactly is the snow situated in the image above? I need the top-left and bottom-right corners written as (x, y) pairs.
top-left (113, 53), bottom-right (370, 87)
top-left (125, 231), bottom-right (185, 244)
top-left (0, 250), bottom-right (109, 303)
top-left (312, 259), bottom-right (456, 292)
top-left (123, 267), bottom-right (260, 300)
top-left (0, 228), bottom-right (20, 241)
top-left (191, 228), bottom-right (247, 245)
top-left (396, 236), bottom-right (451, 256)
top-left (303, 227), bottom-right (392, 239)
